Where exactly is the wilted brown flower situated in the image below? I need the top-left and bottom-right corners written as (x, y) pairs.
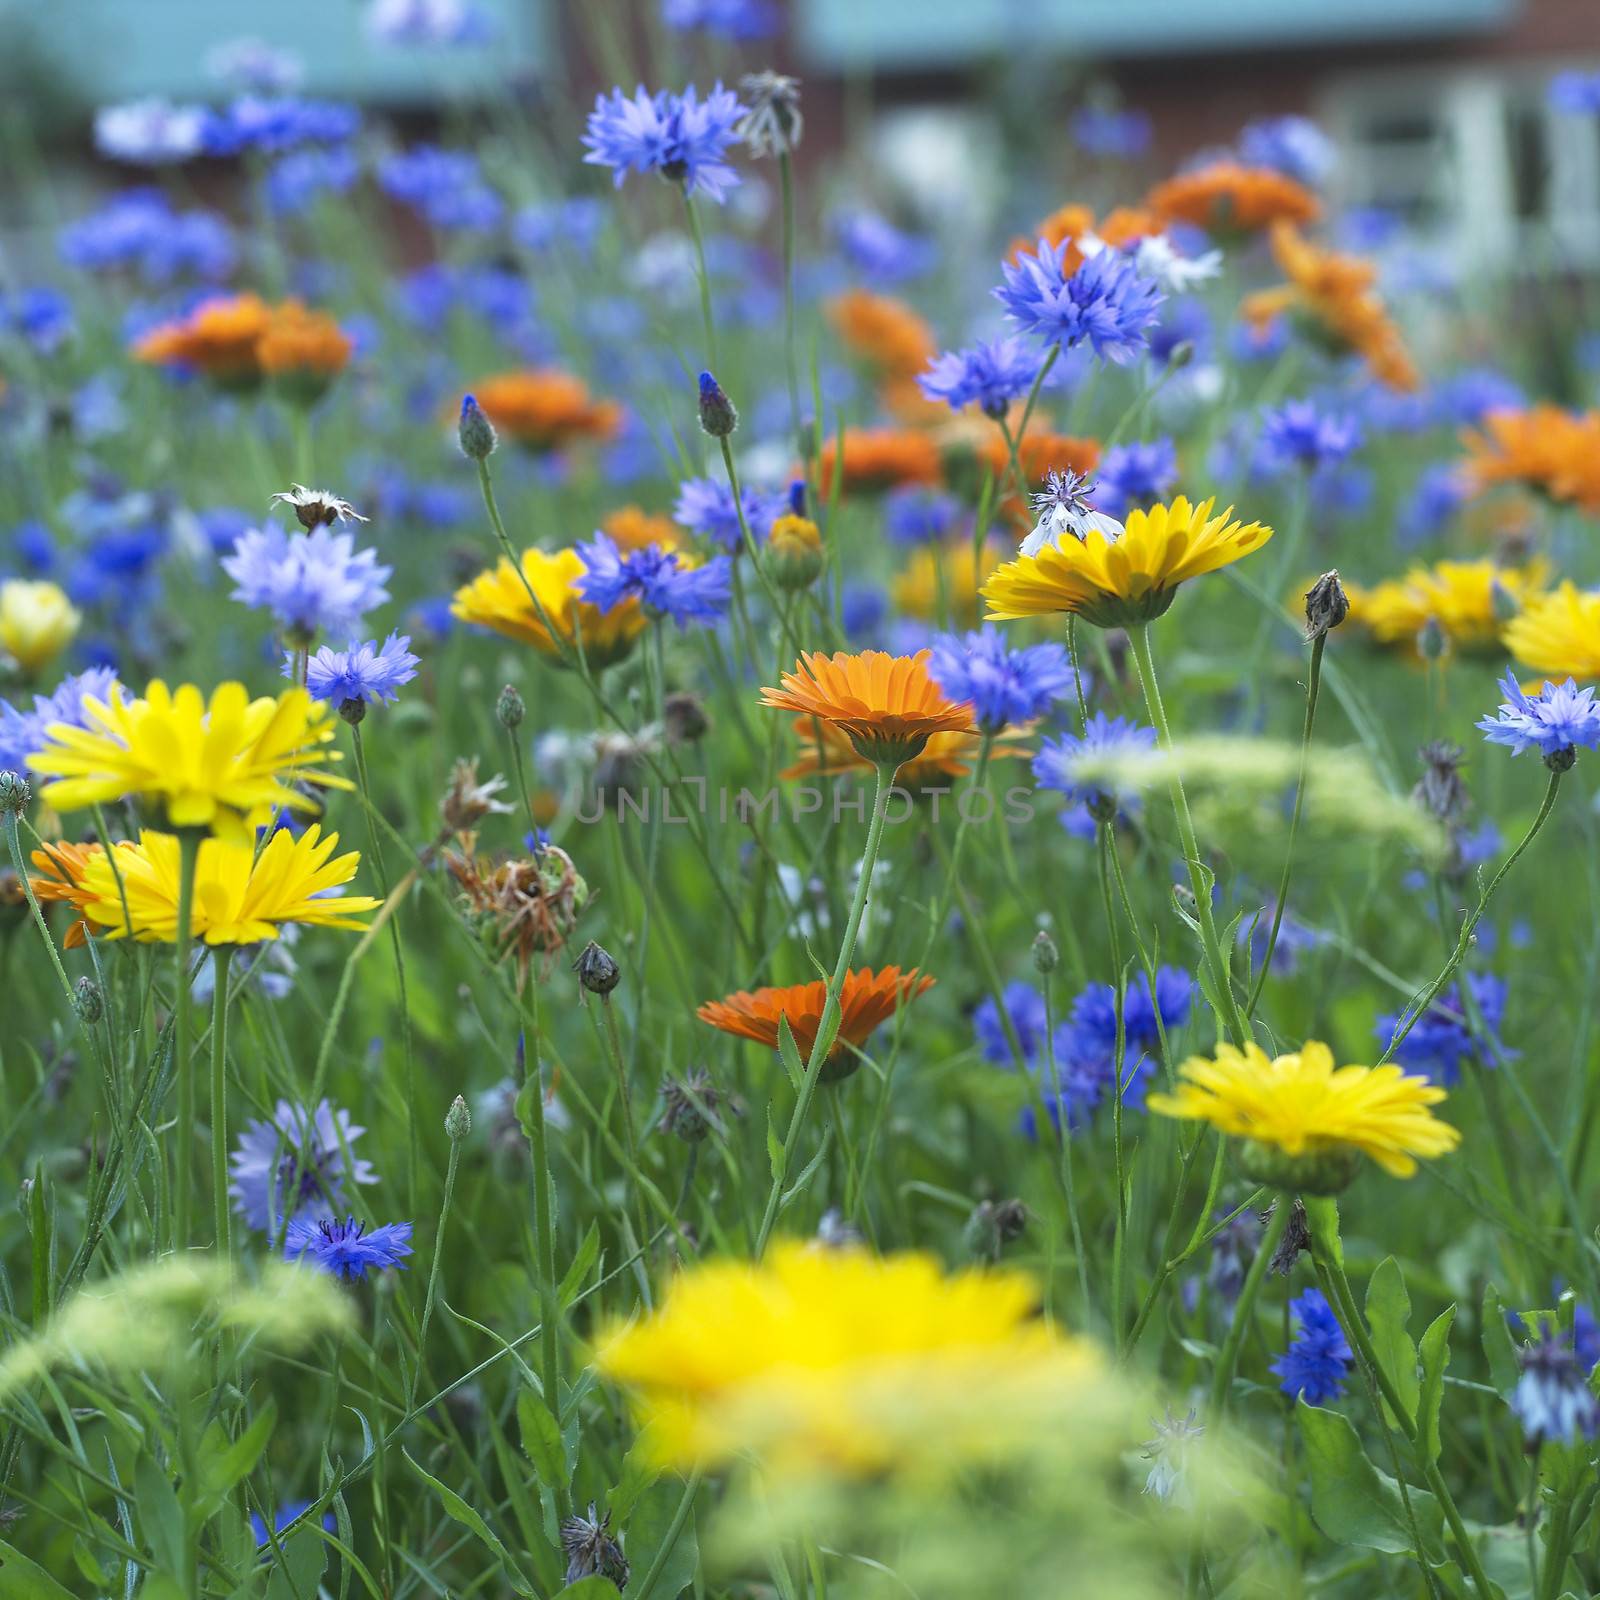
top-left (447, 841), bottom-right (589, 987)
top-left (440, 757), bottom-right (514, 837)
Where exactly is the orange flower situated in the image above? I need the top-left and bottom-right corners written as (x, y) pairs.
top-left (1241, 224), bottom-right (1418, 392)
top-left (602, 505), bottom-right (680, 552)
top-left (760, 649), bottom-right (977, 768)
top-left (133, 294), bottom-right (275, 386)
top-left (976, 430), bottom-right (1102, 533)
top-left (469, 370), bottom-right (621, 452)
top-left (781, 717), bottom-right (1027, 790)
top-left (816, 429), bottom-right (943, 497)
top-left (1007, 203), bottom-right (1157, 272)
top-left (826, 289), bottom-right (936, 380)
top-left (1460, 405), bottom-right (1600, 513)
top-left (256, 301), bottom-right (353, 398)
top-left (28, 839), bottom-right (108, 949)
top-left (697, 966), bottom-right (936, 1081)
top-left (1147, 162), bottom-right (1320, 234)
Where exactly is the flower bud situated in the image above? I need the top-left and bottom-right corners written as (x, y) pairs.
top-left (964, 1196), bottom-right (1029, 1260)
top-left (73, 977), bottom-right (103, 1025)
top-left (1490, 576), bottom-right (1520, 625)
top-left (445, 1094), bottom-right (472, 1141)
top-left (662, 690), bottom-right (710, 744)
top-left (457, 393), bottom-right (498, 460)
top-left (1545, 744), bottom-right (1578, 774)
top-left (573, 939), bottom-right (621, 997)
top-left (661, 1069), bottom-right (721, 1143)
top-left (767, 512), bottom-right (824, 590)
top-left (696, 371), bottom-right (738, 439)
top-left (1239, 1137), bottom-right (1360, 1196)
top-left (338, 696), bottom-right (367, 726)
top-left (1303, 570), bottom-right (1348, 640)
top-left (1416, 615), bottom-right (1446, 661)
top-left (497, 683), bottom-right (525, 730)
top-left (1031, 927), bottom-right (1059, 975)
top-left (0, 770), bottom-right (30, 817)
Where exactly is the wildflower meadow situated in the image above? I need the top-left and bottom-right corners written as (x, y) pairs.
top-left (8, 6), bottom-right (1600, 1597)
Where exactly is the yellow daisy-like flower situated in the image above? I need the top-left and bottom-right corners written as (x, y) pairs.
top-left (981, 496), bottom-right (1273, 630)
top-left (77, 825), bottom-right (379, 945)
top-left (0, 579), bottom-right (80, 672)
top-left (1147, 1039), bottom-right (1459, 1191)
top-left (451, 546), bottom-right (647, 670)
top-left (1348, 557), bottom-right (1549, 655)
top-left (594, 1241), bottom-right (1099, 1475)
top-left (28, 680), bottom-right (347, 843)
top-left (891, 539), bottom-right (1001, 626)
top-left (1501, 581), bottom-right (1600, 683)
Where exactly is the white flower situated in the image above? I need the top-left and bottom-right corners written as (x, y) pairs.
top-left (1021, 469), bottom-right (1124, 558)
top-left (93, 100), bottom-right (207, 165)
top-left (1079, 230), bottom-right (1223, 295)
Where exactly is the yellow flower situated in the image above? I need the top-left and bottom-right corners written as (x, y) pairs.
top-left (77, 825), bottom-right (379, 944)
top-left (1349, 557), bottom-right (1549, 655)
top-left (28, 680), bottom-right (348, 842)
top-left (1148, 1039), bottom-right (1459, 1190)
top-left (891, 539), bottom-right (999, 626)
top-left (451, 546), bottom-right (647, 670)
top-left (1502, 581), bottom-right (1600, 683)
top-left (0, 579), bottom-right (80, 672)
top-left (982, 496), bottom-right (1273, 629)
top-left (595, 1241), bottom-right (1099, 1475)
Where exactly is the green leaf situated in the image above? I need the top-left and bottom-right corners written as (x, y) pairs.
top-left (1365, 1256), bottom-right (1419, 1428)
top-left (196, 1397), bottom-right (278, 1518)
top-left (0, 1541), bottom-right (79, 1599)
top-left (1297, 1401), bottom-right (1442, 1556)
top-left (607, 1434), bottom-right (660, 1525)
top-left (263, 1526), bottom-right (328, 1600)
top-left (1417, 1305), bottom-right (1457, 1466)
top-left (556, 1582), bottom-right (626, 1599)
top-left (776, 1015), bottom-right (805, 1091)
top-left (559, 1221), bottom-right (602, 1309)
top-left (1482, 1284), bottom-right (1522, 1401)
top-left (402, 1447), bottom-right (538, 1596)
top-left (135, 1452), bottom-right (186, 1575)
top-left (766, 1107), bottom-right (785, 1184)
top-left (625, 1481), bottom-right (699, 1600)
top-left (517, 1387), bottom-right (570, 1490)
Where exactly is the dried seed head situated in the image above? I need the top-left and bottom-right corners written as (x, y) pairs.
top-left (1412, 741), bottom-right (1468, 827)
top-left (662, 690), bottom-right (710, 745)
top-left (965, 1196), bottom-right (1029, 1260)
top-left (573, 939), bottom-right (621, 997)
top-left (441, 757), bottom-right (514, 836)
top-left (1267, 1198), bottom-right (1310, 1275)
top-left (661, 1068), bottom-right (721, 1143)
top-left (1303, 570), bottom-right (1348, 640)
top-left (560, 1502), bottom-right (629, 1589)
top-left (738, 70), bottom-right (804, 157)
top-left (269, 484), bottom-right (367, 531)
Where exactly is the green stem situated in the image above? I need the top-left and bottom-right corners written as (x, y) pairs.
top-left (778, 148), bottom-right (802, 441)
top-left (409, 1125), bottom-right (462, 1411)
top-left (1125, 624), bottom-right (1248, 1049)
top-left (753, 761), bottom-right (896, 1257)
top-left (172, 829), bottom-right (201, 1251)
top-left (209, 945), bottom-right (233, 1255)
top-left (681, 186), bottom-right (719, 370)
top-left (2, 811), bottom-right (79, 1011)
top-left (1207, 1198), bottom-right (1290, 1421)
top-left (1247, 631), bottom-right (1325, 1016)
top-left (599, 993), bottom-right (651, 1257)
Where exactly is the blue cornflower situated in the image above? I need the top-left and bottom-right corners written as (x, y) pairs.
top-left (10, 519), bottom-right (55, 573)
top-left (582, 83), bottom-right (749, 204)
top-left (1230, 313), bottom-right (1288, 364)
top-left (1376, 973), bottom-right (1512, 1086)
top-left (202, 96), bottom-right (360, 157)
top-left (513, 197), bottom-right (608, 256)
top-left (1400, 462), bottom-right (1468, 546)
top-left (286, 1216), bottom-right (413, 1281)
top-left (223, 524), bottom-right (392, 642)
top-left (250, 1499), bottom-right (336, 1551)
top-left (576, 531), bottom-right (731, 628)
top-left (1258, 401), bottom-right (1362, 473)
top-left (299, 633), bottom-right (420, 711)
top-left (3, 288), bottom-right (74, 355)
top-left (996, 239), bottom-right (1164, 365)
top-left (672, 476), bottom-right (780, 552)
top-left (662, 0), bottom-right (779, 38)
top-left (1271, 1288), bottom-right (1352, 1404)
top-left (229, 1100), bottom-right (378, 1234)
top-left (1033, 712), bottom-right (1156, 825)
top-left (59, 191), bottom-right (236, 282)
top-left (918, 336), bottom-right (1042, 419)
top-left (265, 145), bottom-right (360, 215)
top-left (1434, 367), bottom-right (1524, 425)
top-left (928, 628), bottom-right (1074, 734)
top-left (1146, 296), bottom-right (1212, 368)
top-left (93, 99), bottom-right (208, 164)
top-left (0, 668), bottom-right (120, 779)
top-left (1479, 672), bottom-right (1600, 763)
top-left (1550, 72), bottom-right (1600, 115)
top-left (1054, 967), bottom-right (1193, 1116)
top-left (1240, 900), bottom-right (1324, 978)
top-left (884, 487), bottom-right (963, 547)
top-left (1070, 106), bottom-right (1151, 160)
top-left (1512, 1319), bottom-right (1600, 1446)
top-left (1093, 439), bottom-right (1178, 519)
top-left (973, 981), bottom-right (1051, 1066)
top-left (1238, 115), bottom-right (1337, 186)
top-left (833, 211), bottom-right (936, 285)
top-left (1205, 1206), bottom-right (1264, 1306)
top-left (379, 145), bottom-right (503, 230)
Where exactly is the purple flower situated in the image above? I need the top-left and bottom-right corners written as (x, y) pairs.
top-left (1512, 1319), bottom-right (1600, 1446)
top-left (582, 83), bottom-right (749, 204)
top-left (672, 476), bottom-right (780, 552)
top-left (1238, 115), bottom-right (1337, 186)
top-left (379, 145), bottom-right (503, 230)
top-left (0, 668), bottom-right (120, 779)
top-left (223, 524), bottom-right (392, 641)
top-left (286, 1216), bottom-right (413, 1281)
top-left (662, 0), bottom-right (779, 38)
top-left (833, 211), bottom-right (936, 285)
top-left (919, 336), bottom-right (1041, 418)
top-left (1479, 673), bottom-right (1600, 762)
top-left (230, 1100), bottom-right (377, 1234)
top-left (299, 633), bottom-right (420, 710)
top-left (1258, 401), bottom-right (1362, 473)
top-left (995, 238), bottom-right (1164, 365)
top-left (1034, 712), bottom-right (1156, 823)
top-left (928, 628), bottom-right (1074, 733)
top-left (1093, 439), bottom-right (1178, 519)
top-left (1071, 106), bottom-right (1151, 160)
top-left (576, 531), bottom-right (731, 628)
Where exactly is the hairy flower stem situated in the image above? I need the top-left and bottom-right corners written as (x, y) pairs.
top-left (1207, 1194), bottom-right (1290, 1421)
top-left (681, 187), bottom-right (719, 370)
top-left (1097, 823), bottom-right (1133, 1354)
top-left (408, 1124), bottom-right (461, 1411)
top-left (1000, 345), bottom-right (1061, 506)
top-left (717, 435), bottom-right (803, 660)
top-left (599, 993), bottom-right (651, 1256)
top-left (1378, 768), bottom-right (1563, 1065)
top-left (1126, 624), bottom-right (1248, 1049)
top-left (2, 811), bottom-right (79, 1013)
top-left (1247, 631), bottom-right (1325, 1016)
top-left (1304, 1196), bottom-right (1496, 1600)
top-left (172, 828), bottom-right (201, 1251)
top-left (754, 761), bottom-right (896, 1257)
top-left (778, 149), bottom-right (802, 439)
top-left (1042, 975), bottom-right (1092, 1322)
top-left (209, 945), bottom-right (233, 1256)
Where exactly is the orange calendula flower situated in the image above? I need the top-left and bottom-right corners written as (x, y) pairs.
top-left (816, 429), bottom-right (943, 497)
top-left (826, 288), bottom-right (936, 380)
top-left (1460, 405), bottom-right (1600, 513)
top-left (781, 718), bottom-right (1026, 791)
top-left (468, 370), bottom-right (621, 452)
top-left (1242, 224), bottom-right (1418, 392)
top-left (1006, 202), bottom-right (1158, 272)
top-left (133, 293), bottom-right (275, 387)
top-left (451, 546), bottom-right (647, 670)
top-left (698, 967), bottom-right (935, 1081)
top-left (28, 839), bottom-right (108, 949)
top-left (601, 505), bottom-right (680, 553)
top-left (255, 300), bottom-right (354, 401)
top-left (760, 649), bottom-right (977, 768)
top-left (1147, 162), bottom-right (1320, 235)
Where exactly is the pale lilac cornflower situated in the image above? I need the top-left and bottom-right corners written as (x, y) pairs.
top-left (582, 83), bottom-right (749, 204)
top-left (229, 1100), bottom-right (377, 1234)
top-left (1141, 1407), bottom-right (1204, 1504)
top-left (918, 336), bottom-right (1041, 419)
top-left (995, 238), bottom-right (1164, 365)
top-left (576, 531), bottom-right (731, 628)
top-left (297, 634), bottom-right (420, 712)
top-left (93, 99), bottom-right (208, 164)
top-left (1, 668), bottom-right (120, 779)
top-left (1238, 115), bottom-right (1338, 186)
top-left (205, 37), bottom-right (305, 93)
top-left (1478, 673), bottom-right (1600, 765)
top-left (1022, 468), bottom-right (1125, 557)
top-left (365, 0), bottom-right (491, 44)
top-left (223, 524), bottom-right (392, 642)
top-left (1512, 1321), bottom-right (1600, 1447)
